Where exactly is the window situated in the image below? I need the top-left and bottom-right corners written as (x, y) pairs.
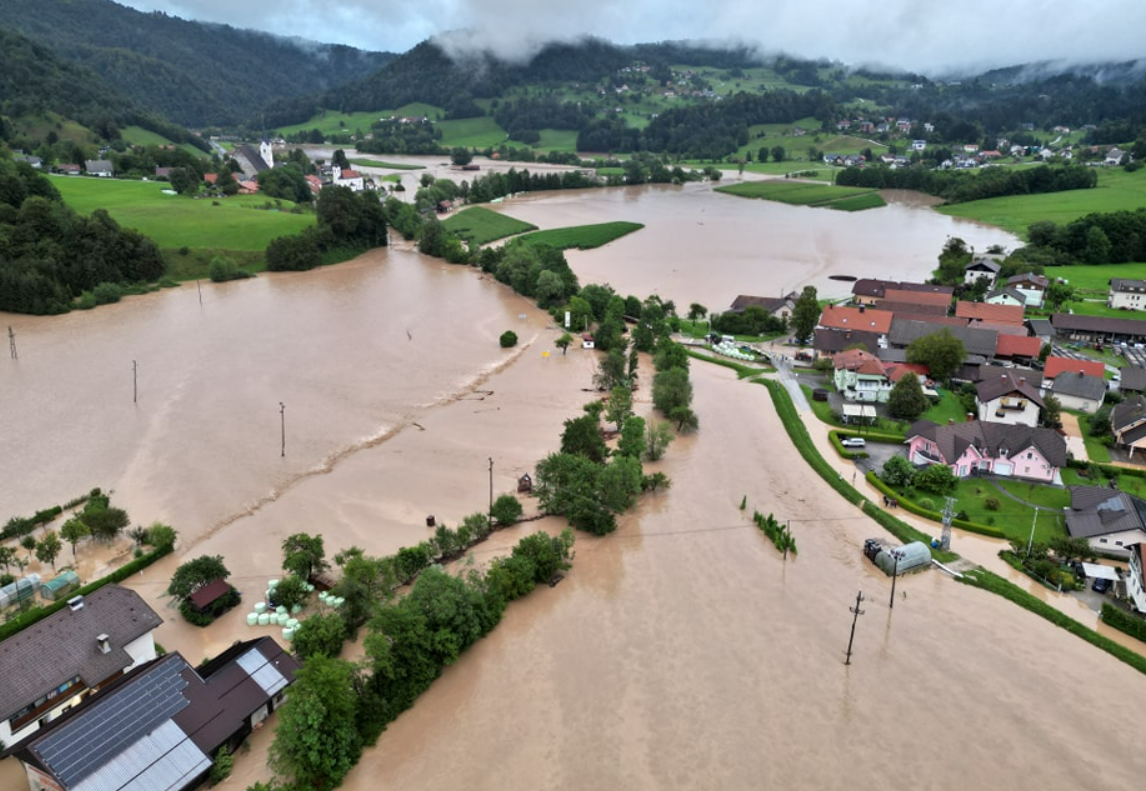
top-left (1100, 538), bottom-right (1109, 544)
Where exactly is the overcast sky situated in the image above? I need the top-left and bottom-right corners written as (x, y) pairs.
top-left (117, 0), bottom-right (1146, 74)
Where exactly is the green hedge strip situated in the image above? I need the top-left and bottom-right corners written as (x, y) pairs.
top-left (1102, 603), bottom-right (1146, 643)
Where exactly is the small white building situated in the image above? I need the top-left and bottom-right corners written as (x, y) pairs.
top-left (332, 165), bottom-right (365, 192)
top-left (1109, 278), bottom-right (1146, 311)
top-left (964, 258), bottom-right (1001, 287)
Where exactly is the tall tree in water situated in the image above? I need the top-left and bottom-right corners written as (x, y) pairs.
top-left (790, 286), bottom-right (820, 345)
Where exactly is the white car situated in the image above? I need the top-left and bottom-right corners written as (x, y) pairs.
top-left (840, 437), bottom-right (866, 448)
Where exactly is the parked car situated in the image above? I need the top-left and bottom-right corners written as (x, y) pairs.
top-left (1092, 577), bottom-right (1112, 594)
top-left (812, 388), bottom-right (829, 402)
top-left (840, 437), bottom-right (866, 448)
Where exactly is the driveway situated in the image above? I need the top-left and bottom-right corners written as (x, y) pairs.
top-left (1058, 412), bottom-right (1088, 462)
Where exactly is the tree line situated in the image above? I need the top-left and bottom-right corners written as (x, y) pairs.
top-left (1024, 207), bottom-right (1146, 265)
top-left (835, 163), bottom-right (1097, 204)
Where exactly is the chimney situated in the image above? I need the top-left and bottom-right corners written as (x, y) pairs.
top-left (1019, 377), bottom-right (1026, 385)
top-left (967, 412), bottom-right (975, 421)
top-left (96, 634), bottom-right (111, 654)
top-left (859, 305), bottom-right (866, 313)
top-left (948, 419), bottom-right (955, 425)
top-left (67, 595), bottom-right (84, 611)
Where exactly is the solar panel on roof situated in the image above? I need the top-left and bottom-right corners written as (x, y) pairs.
top-left (235, 647), bottom-right (287, 696)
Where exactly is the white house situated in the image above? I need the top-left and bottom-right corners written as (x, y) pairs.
top-left (964, 258), bottom-right (1001, 287)
top-left (1128, 543), bottom-right (1146, 613)
top-left (0, 586), bottom-right (162, 747)
top-left (1005, 273), bottom-right (1049, 308)
top-left (1105, 147), bottom-right (1126, 166)
top-left (1066, 487), bottom-right (1146, 558)
top-left (1049, 371), bottom-right (1106, 414)
top-left (332, 165), bottom-right (365, 192)
top-left (984, 287), bottom-right (1026, 307)
top-left (976, 373), bottom-right (1044, 427)
top-left (832, 348), bottom-right (891, 403)
top-left (1109, 278), bottom-right (1146, 311)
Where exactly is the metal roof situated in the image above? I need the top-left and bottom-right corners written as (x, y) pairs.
top-left (71, 719), bottom-right (209, 791)
top-left (236, 647), bottom-right (288, 697)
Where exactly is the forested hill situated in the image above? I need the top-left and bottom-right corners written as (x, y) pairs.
top-left (0, 0), bottom-right (396, 127)
top-left (263, 37), bottom-right (769, 126)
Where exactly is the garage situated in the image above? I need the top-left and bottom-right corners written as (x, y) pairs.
top-left (994, 461), bottom-right (1014, 476)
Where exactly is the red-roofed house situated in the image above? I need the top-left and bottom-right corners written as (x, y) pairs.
top-left (1043, 356), bottom-right (1105, 382)
top-left (817, 305), bottom-right (893, 344)
top-left (954, 301), bottom-right (1025, 326)
top-left (994, 334), bottom-right (1042, 365)
top-left (832, 349), bottom-right (892, 402)
top-left (879, 289), bottom-right (951, 310)
top-left (305, 175), bottom-right (323, 194)
top-left (332, 165), bottom-right (365, 192)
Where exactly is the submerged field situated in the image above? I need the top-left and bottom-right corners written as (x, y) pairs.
top-left (51, 176), bottom-right (313, 251)
top-left (516, 221), bottom-right (644, 250)
top-left (441, 207), bottom-right (537, 244)
top-left (716, 180), bottom-right (886, 211)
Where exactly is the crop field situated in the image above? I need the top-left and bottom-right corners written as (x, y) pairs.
top-left (517, 221), bottom-right (644, 250)
top-left (936, 168), bottom-right (1146, 237)
top-left (828, 192), bottom-right (887, 211)
top-left (441, 207), bottom-right (537, 244)
top-left (716, 180), bottom-right (884, 210)
top-left (348, 158), bottom-right (424, 170)
top-left (51, 176), bottom-right (313, 250)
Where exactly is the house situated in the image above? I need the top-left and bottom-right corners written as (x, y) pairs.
top-left (964, 258), bottom-right (1001, 287)
top-left (911, 140), bottom-right (927, 152)
top-left (812, 328), bottom-right (881, 359)
top-left (0, 586), bottom-right (162, 747)
top-left (1118, 367), bottom-right (1146, 396)
top-left (1049, 371), bottom-right (1106, 414)
top-left (1006, 273), bottom-right (1050, 308)
top-left (84, 160), bottom-right (114, 177)
top-left (993, 334), bottom-right (1043, 368)
top-left (1025, 318), bottom-right (1055, 346)
top-left (850, 279), bottom-right (951, 306)
top-left (1127, 543), bottom-right (1146, 613)
top-left (955, 301), bottom-right (1025, 327)
top-left (833, 348), bottom-right (892, 402)
top-left (14, 155), bottom-right (42, 169)
top-left (976, 372), bottom-right (1044, 426)
top-left (1112, 394), bottom-right (1146, 458)
top-left (1108, 278), bottom-right (1146, 311)
top-left (727, 293), bottom-right (797, 320)
top-left (984, 287), bottom-right (1026, 307)
top-left (977, 364), bottom-right (1044, 390)
top-left (332, 165), bottom-right (365, 192)
top-left (816, 305), bottom-right (894, 344)
top-left (1051, 313), bottom-right (1146, 345)
top-left (1065, 486), bottom-right (1146, 557)
top-left (877, 289), bottom-right (950, 313)
top-left (905, 420), bottom-right (1066, 483)
top-left (1043, 356), bottom-right (1105, 382)
top-left (1105, 147), bottom-right (1127, 166)
top-left (7, 637), bottom-right (299, 791)
top-left (154, 166), bottom-right (174, 180)
top-left (581, 333), bottom-right (595, 349)
top-left (305, 174), bottom-right (323, 194)
top-left (56, 163), bottom-right (81, 176)
top-left (231, 145), bottom-right (271, 177)
top-left (888, 318), bottom-right (999, 362)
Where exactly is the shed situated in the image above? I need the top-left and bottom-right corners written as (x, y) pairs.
top-left (189, 578), bottom-right (232, 613)
top-left (40, 570), bottom-right (81, 601)
top-left (873, 542), bottom-right (932, 576)
top-left (517, 473), bottom-right (533, 494)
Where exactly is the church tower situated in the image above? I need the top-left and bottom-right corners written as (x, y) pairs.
top-left (259, 139), bottom-right (274, 169)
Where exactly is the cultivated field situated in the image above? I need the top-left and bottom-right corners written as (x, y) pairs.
top-left (441, 207), bottom-right (537, 244)
top-left (715, 180), bottom-right (885, 210)
top-left (348, 158), bottom-right (425, 170)
top-left (51, 176), bottom-right (313, 250)
top-left (517, 221), bottom-right (644, 249)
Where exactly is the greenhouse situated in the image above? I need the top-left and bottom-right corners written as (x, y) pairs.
top-left (873, 542), bottom-right (932, 576)
top-left (0, 573), bottom-right (42, 608)
top-left (40, 570), bottom-right (81, 601)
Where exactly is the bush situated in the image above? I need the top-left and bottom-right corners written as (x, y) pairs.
top-left (1102, 603), bottom-right (1146, 643)
top-left (499, 330), bottom-right (518, 348)
top-left (490, 494), bottom-right (523, 525)
top-left (985, 497), bottom-right (1001, 511)
top-left (209, 746), bottom-right (233, 786)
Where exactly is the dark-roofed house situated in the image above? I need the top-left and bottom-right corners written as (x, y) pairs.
top-left (231, 145), bottom-right (271, 178)
top-left (1049, 371), bottom-right (1106, 414)
top-left (851, 278), bottom-right (895, 305)
top-left (888, 318), bottom-right (998, 361)
top-left (977, 364), bottom-right (1044, 390)
top-left (1026, 318), bottom-right (1054, 345)
top-left (1051, 313), bottom-right (1146, 345)
top-left (1118, 366), bottom-right (1146, 396)
top-left (1109, 278), bottom-right (1146, 311)
top-left (984, 287), bottom-right (1025, 307)
top-left (84, 160), bottom-right (114, 177)
top-left (812, 328), bottom-right (880, 359)
top-left (1065, 486), bottom-right (1146, 557)
top-left (0, 586), bottom-right (162, 747)
top-left (976, 372), bottom-right (1044, 426)
top-left (8, 637), bottom-right (298, 791)
top-left (1112, 394), bottom-right (1146, 459)
top-left (906, 420), bottom-right (1066, 483)
top-left (955, 301), bottom-right (1025, 327)
top-left (728, 293), bottom-right (797, 320)
top-left (964, 258), bottom-right (1001, 286)
top-left (1006, 273), bottom-right (1050, 308)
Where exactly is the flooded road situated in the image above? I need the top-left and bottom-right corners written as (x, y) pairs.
top-left (1, 186), bottom-right (1141, 790)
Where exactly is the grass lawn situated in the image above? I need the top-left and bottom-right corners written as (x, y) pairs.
top-left (715, 180), bottom-right (883, 210)
top-left (534, 129), bottom-right (579, 153)
top-left (1061, 466), bottom-right (1146, 499)
top-left (437, 116), bottom-right (508, 149)
top-left (916, 478), bottom-right (1066, 544)
top-left (1044, 262), bottom-right (1146, 293)
top-left (935, 168), bottom-right (1146, 238)
top-left (51, 176), bottom-right (313, 251)
top-left (1069, 409), bottom-right (1112, 463)
top-left (517, 221), bottom-right (643, 250)
top-left (348, 158), bottom-right (425, 170)
top-left (441, 207), bottom-right (537, 244)
top-left (920, 390), bottom-right (968, 425)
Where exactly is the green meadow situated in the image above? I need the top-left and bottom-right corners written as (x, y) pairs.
top-left (51, 176), bottom-right (313, 251)
top-left (517, 222), bottom-right (643, 250)
top-left (715, 180), bottom-right (885, 210)
top-left (436, 116), bottom-right (508, 148)
top-left (348, 158), bottom-right (425, 170)
top-left (441, 207), bottom-right (537, 244)
top-left (1045, 262), bottom-right (1146, 292)
top-left (936, 168), bottom-right (1146, 238)
top-left (121, 126), bottom-right (207, 158)
top-left (275, 104), bottom-right (444, 137)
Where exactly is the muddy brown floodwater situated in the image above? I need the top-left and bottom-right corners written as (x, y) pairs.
top-left (2, 186), bottom-right (1142, 791)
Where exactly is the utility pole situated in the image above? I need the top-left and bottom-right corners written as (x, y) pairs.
top-left (132, 360), bottom-right (138, 405)
top-left (8, 326), bottom-right (16, 360)
top-left (488, 457), bottom-right (494, 525)
top-left (197, 280), bottom-right (203, 306)
top-left (845, 590), bottom-right (866, 666)
top-left (1025, 507), bottom-right (1039, 558)
top-left (783, 520), bottom-right (791, 561)
top-left (941, 496), bottom-right (955, 551)
top-left (889, 549), bottom-right (905, 609)
top-left (279, 402), bottom-right (286, 458)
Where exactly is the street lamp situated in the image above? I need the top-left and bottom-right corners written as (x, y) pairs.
top-left (888, 548), bottom-right (906, 609)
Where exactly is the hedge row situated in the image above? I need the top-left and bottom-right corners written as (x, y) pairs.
top-left (0, 543), bottom-right (174, 642)
top-left (959, 568), bottom-right (1146, 676)
top-left (687, 350), bottom-right (771, 379)
top-left (865, 472), bottom-right (1006, 539)
top-left (1102, 603), bottom-right (1146, 643)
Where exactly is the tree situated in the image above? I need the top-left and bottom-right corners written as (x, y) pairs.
top-left (491, 494), bottom-right (523, 525)
top-left (887, 374), bottom-right (929, 420)
top-left (555, 332), bottom-right (573, 355)
top-left (652, 338), bottom-right (690, 373)
top-left (593, 347), bottom-right (628, 391)
top-left (20, 535), bottom-right (36, 562)
top-left (332, 149), bottom-right (350, 169)
top-left (84, 506), bottom-right (129, 544)
top-left (789, 286), bottom-right (819, 344)
top-left (1041, 393), bottom-right (1063, 429)
top-left (604, 385), bottom-right (633, 430)
top-left (417, 215), bottom-right (447, 257)
top-left (168, 167), bottom-right (199, 196)
top-left (450, 147), bottom-right (473, 166)
top-left (144, 522), bottom-right (177, 551)
top-left (645, 420), bottom-right (675, 461)
top-left (499, 330), bottom-right (518, 348)
top-left (914, 463), bottom-right (958, 496)
top-left (669, 405), bottom-right (699, 433)
top-left (60, 518), bottom-right (90, 558)
top-left (268, 655), bottom-right (362, 791)
top-left (881, 456), bottom-right (916, 488)
top-left (688, 303), bottom-right (708, 322)
top-left (1045, 281), bottom-right (1075, 311)
top-left (561, 413), bottom-right (608, 463)
top-left (35, 531), bottom-right (62, 570)
top-left (907, 329), bottom-right (965, 383)
top-left (292, 611), bottom-right (348, 660)
top-left (771, 146), bottom-right (786, 163)
top-left (618, 415), bottom-right (646, 458)
top-left (282, 532), bottom-right (329, 581)
top-left (0, 545), bottom-right (15, 574)
top-left (273, 574), bottom-right (309, 610)
top-left (652, 367), bottom-right (693, 416)
top-left (167, 555), bottom-right (230, 599)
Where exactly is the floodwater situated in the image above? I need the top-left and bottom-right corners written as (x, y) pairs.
top-left (3, 187), bottom-right (1143, 790)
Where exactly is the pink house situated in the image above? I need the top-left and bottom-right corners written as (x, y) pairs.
top-left (905, 420), bottom-right (1066, 483)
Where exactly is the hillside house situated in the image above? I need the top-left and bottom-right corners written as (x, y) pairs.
top-left (906, 420), bottom-right (1066, 483)
top-left (1106, 147), bottom-right (1127, 166)
top-left (1112, 394), bottom-right (1146, 458)
top-left (332, 165), bottom-right (365, 192)
top-left (231, 145), bottom-right (271, 177)
top-left (1065, 487), bottom-right (1146, 557)
top-left (7, 637), bottom-right (298, 791)
top-left (83, 160), bottom-right (114, 177)
top-left (1108, 278), bottom-right (1146, 311)
top-left (964, 258), bottom-right (1001, 287)
top-left (0, 587), bottom-right (162, 747)
top-left (976, 372), bottom-right (1044, 426)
